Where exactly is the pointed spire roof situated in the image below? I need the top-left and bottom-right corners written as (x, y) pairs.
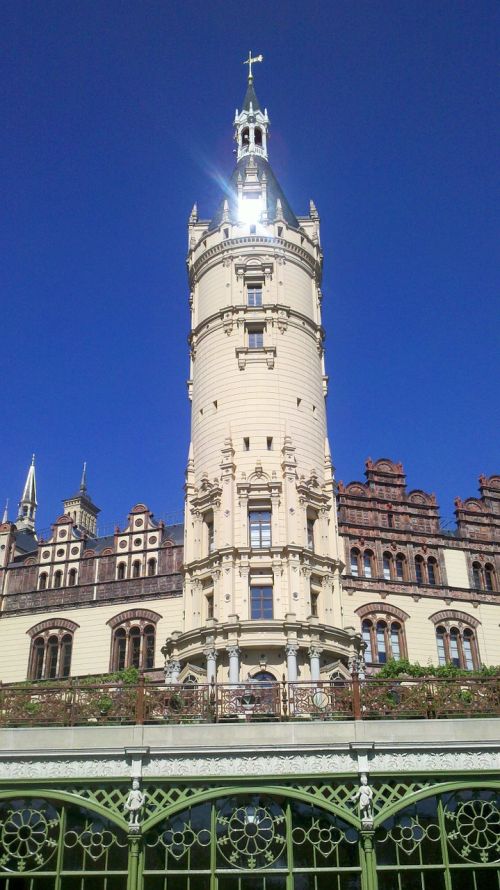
top-left (80, 461), bottom-right (87, 493)
top-left (243, 78), bottom-right (261, 111)
top-left (2, 499), bottom-right (9, 524)
top-left (20, 454), bottom-right (37, 508)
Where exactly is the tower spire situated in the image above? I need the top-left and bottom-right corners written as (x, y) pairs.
top-left (80, 461), bottom-right (87, 493)
top-left (16, 454), bottom-right (38, 533)
top-left (234, 53), bottom-right (269, 163)
top-left (2, 499), bottom-right (9, 524)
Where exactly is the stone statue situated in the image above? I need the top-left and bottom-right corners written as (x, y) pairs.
top-left (124, 777), bottom-right (146, 830)
top-left (351, 773), bottom-right (373, 825)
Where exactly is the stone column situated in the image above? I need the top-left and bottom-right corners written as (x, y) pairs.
top-left (285, 643), bottom-right (299, 682)
top-left (227, 645), bottom-right (240, 684)
top-left (205, 647), bottom-right (218, 683)
top-left (308, 645), bottom-right (322, 682)
top-left (165, 659), bottom-right (181, 684)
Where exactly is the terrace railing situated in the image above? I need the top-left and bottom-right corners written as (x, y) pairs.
top-left (0, 675), bottom-right (498, 727)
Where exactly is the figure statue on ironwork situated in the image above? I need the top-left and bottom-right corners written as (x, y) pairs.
top-left (124, 777), bottom-right (146, 831)
top-left (352, 773), bottom-right (373, 826)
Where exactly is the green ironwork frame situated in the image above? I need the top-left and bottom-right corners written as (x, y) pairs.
top-left (0, 777), bottom-right (497, 890)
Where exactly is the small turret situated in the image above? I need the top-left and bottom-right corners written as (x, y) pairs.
top-left (16, 455), bottom-right (37, 533)
top-left (234, 52), bottom-right (270, 162)
top-left (62, 462), bottom-right (100, 536)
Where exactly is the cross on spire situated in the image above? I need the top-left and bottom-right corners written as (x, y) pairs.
top-left (243, 51), bottom-right (263, 81)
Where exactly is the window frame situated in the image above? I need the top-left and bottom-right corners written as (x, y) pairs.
top-left (248, 509), bottom-right (272, 549)
top-left (435, 622), bottom-right (479, 671)
top-left (28, 627), bottom-right (75, 680)
top-left (250, 585), bottom-right (273, 620)
top-left (247, 282), bottom-right (263, 307)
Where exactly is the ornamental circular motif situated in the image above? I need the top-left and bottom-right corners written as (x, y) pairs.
top-left (42, 551), bottom-right (50, 559)
top-left (119, 541), bottom-right (127, 549)
top-left (134, 538), bottom-right (142, 546)
top-left (56, 548), bottom-right (65, 557)
top-left (65, 827), bottom-right (116, 861)
top-left (447, 798), bottom-right (500, 863)
top-left (71, 546), bottom-right (79, 555)
top-left (59, 530), bottom-right (67, 538)
top-left (135, 519), bottom-right (143, 527)
top-left (149, 536), bottom-right (157, 545)
top-left (0, 805), bottom-right (60, 872)
top-left (216, 799), bottom-right (286, 869)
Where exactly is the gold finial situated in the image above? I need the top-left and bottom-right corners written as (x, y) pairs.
top-left (243, 51), bottom-right (263, 81)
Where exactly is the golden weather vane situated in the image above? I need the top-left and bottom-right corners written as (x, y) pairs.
top-left (243, 51), bottom-right (263, 80)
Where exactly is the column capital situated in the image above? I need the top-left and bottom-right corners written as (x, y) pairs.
top-left (227, 645), bottom-right (241, 659)
top-left (285, 643), bottom-right (299, 657)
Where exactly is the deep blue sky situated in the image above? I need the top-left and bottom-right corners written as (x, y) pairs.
top-left (1, 1), bottom-right (498, 534)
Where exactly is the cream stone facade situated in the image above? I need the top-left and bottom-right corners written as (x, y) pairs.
top-left (0, 69), bottom-right (498, 688)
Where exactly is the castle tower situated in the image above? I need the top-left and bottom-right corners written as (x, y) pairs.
top-left (62, 462), bottom-right (100, 537)
top-left (16, 454), bottom-right (37, 534)
top-left (166, 62), bottom-right (360, 683)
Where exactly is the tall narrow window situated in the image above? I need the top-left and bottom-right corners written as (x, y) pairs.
top-left (31, 638), bottom-right (45, 680)
top-left (46, 636), bottom-right (60, 679)
top-left (436, 626), bottom-right (447, 665)
top-left (114, 628), bottom-right (127, 670)
top-left (383, 553), bottom-right (392, 581)
top-left (247, 284), bottom-right (262, 307)
top-left (472, 562), bottom-right (482, 589)
top-left (350, 548), bottom-right (360, 577)
top-left (144, 625), bottom-right (155, 670)
top-left (249, 510), bottom-right (271, 548)
top-left (449, 628), bottom-right (460, 667)
top-left (60, 634), bottom-right (73, 677)
top-left (462, 629), bottom-right (475, 670)
top-left (39, 573), bottom-right (48, 591)
top-left (206, 593), bottom-right (214, 620)
top-left (362, 620), bottom-right (373, 662)
top-left (68, 568), bottom-right (77, 587)
top-left (310, 590), bottom-right (319, 617)
top-left (415, 556), bottom-right (425, 584)
top-left (363, 550), bottom-right (374, 579)
top-left (484, 564), bottom-right (495, 592)
top-left (307, 516), bottom-right (316, 551)
top-left (132, 560), bottom-right (141, 579)
top-left (427, 558), bottom-right (438, 586)
top-left (376, 621), bottom-right (387, 663)
top-left (117, 563), bottom-right (126, 581)
top-left (147, 558), bottom-right (157, 577)
top-left (129, 627), bottom-right (141, 668)
top-left (390, 622), bottom-right (402, 660)
top-left (250, 585), bottom-right (273, 619)
top-left (205, 515), bottom-right (215, 555)
top-left (395, 554), bottom-right (406, 581)
top-left (53, 571), bottom-right (63, 589)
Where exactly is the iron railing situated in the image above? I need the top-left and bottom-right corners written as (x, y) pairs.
top-left (0, 675), bottom-right (498, 727)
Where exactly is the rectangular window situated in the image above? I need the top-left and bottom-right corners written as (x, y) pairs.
top-left (206, 593), bottom-right (214, 620)
top-left (310, 591), bottom-right (319, 617)
top-left (248, 327), bottom-right (264, 349)
top-left (307, 518), bottom-right (315, 551)
top-left (247, 284), bottom-right (263, 307)
top-left (206, 519), bottom-right (214, 554)
top-left (266, 437), bottom-right (273, 450)
top-left (250, 586), bottom-right (273, 619)
top-left (249, 510), bottom-right (271, 548)
top-left (243, 437), bottom-right (250, 451)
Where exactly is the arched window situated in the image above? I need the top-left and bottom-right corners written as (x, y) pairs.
top-left (358, 606), bottom-right (408, 665)
top-left (434, 619), bottom-right (480, 671)
top-left (427, 557), bottom-right (438, 586)
top-left (382, 552), bottom-right (393, 581)
top-left (108, 611), bottom-right (160, 672)
top-left (39, 572), bottom-right (48, 591)
top-left (27, 622), bottom-right (77, 680)
top-left (241, 126), bottom-right (250, 146)
top-left (415, 555), bottom-right (425, 584)
top-left (395, 554), bottom-right (406, 581)
top-left (254, 127), bottom-right (263, 146)
top-left (117, 562), bottom-right (126, 580)
top-left (68, 568), bottom-right (77, 587)
top-left (350, 548), bottom-right (360, 577)
top-left (53, 570), bottom-right (63, 589)
top-left (484, 564), bottom-right (496, 592)
top-left (132, 560), bottom-right (141, 578)
top-left (147, 558), bottom-right (157, 577)
top-left (363, 550), bottom-right (374, 579)
top-left (472, 562), bottom-right (483, 589)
